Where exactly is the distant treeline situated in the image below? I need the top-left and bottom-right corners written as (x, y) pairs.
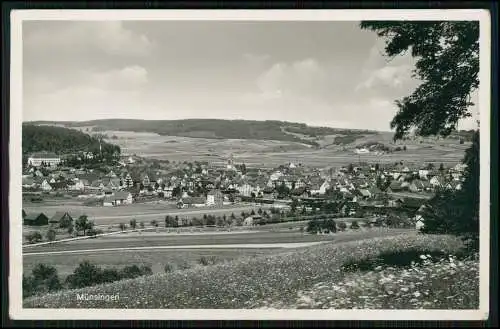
top-left (26, 119), bottom-right (377, 145)
top-left (22, 124), bottom-right (121, 157)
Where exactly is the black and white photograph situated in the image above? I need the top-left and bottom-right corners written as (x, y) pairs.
top-left (9, 9), bottom-right (491, 321)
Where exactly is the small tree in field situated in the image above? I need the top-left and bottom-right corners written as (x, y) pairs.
top-left (151, 219), bottom-right (158, 227)
top-left (46, 229), bottom-right (57, 242)
top-left (119, 223), bottom-right (126, 231)
top-left (129, 219), bottom-right (137, 230)
top-left (338, 221), bottom-right (347, 232)
top-left (75, 215), bottom-right (90, 236)
top-left (67, 224), bottom-right (74, 236)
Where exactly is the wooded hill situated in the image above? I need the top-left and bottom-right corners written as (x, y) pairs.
top-left (26, 119), bottom-right (377, 146)
top-left (22, 124), bottom-right (121, 157)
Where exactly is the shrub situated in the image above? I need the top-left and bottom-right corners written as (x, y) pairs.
top-left (46, 229), bottom-right (57, 242)
top-left (119, 223), bottom-right (127, 231)
top-left (100, 268), bottom-right (121, 283)
top-left (26, 231), bottom-right (43, 244)
top-left (338, 221), bottom-right (347, 232)
top-left (129, 219), bottom-right (137, 229)
top-left (23, 264), bottom-right (62, 298)
top-left (139, 222), bottom-right (145, 229)
top-left (164, 264), bottom-right (174, 273)
top-left (151, 220), bottom-right (159, 227)
top-left (198, 256), bottom-right (217, 266)
top-left (351, 220), bottom-right (360, 230)
top-left (120, 265), bottom-right (152, 279)
top-left (87, 228), bottom-right (103, 237)
top-left (65, 261), bottom-right (103, 289)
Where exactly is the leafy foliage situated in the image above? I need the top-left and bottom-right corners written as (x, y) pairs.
top-left (362, 21), bottom-right (480, 251)
top-left (360, 21), bottom-right (479, 139)
top-left (421, 131), bottom-right (479, 250)
top-left (22, 124), bottom-right (121, 159)
top-left (26, 231), bottom-right (43, 244)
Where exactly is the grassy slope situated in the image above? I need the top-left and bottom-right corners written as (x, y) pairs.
top-left (24, 233), bottom-right (470, 309)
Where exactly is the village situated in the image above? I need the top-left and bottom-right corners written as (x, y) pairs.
top-left (21, 150), bottom-right (468, 232)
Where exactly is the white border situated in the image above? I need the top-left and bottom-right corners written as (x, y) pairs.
top-left (9, 9), bottom-right (491, 321)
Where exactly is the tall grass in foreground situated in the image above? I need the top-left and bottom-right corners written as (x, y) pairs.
top-left (24, 233), bottom-right (470, 309)
top-left (259, 254), bottom-right (479, 309)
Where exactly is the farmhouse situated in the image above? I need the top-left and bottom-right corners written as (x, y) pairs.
top-left (49, 211), bottom-right (73, 226)
top-left (24, 212), bottom-right (49, 226)
top-left (103, 191), bottom-right (133, 206)
top-left (179, 196), bottom-right (207, 208)
top-left (429, 176), bottom-right (445, 188)
top-left (40, 180), bottom-right (52, 191)
top-left (27, 152), bottom-right (61, 167)
top-left (206, 189), bottom-right (224, 207)
top-left (243, 215), bottom-right (263, 226)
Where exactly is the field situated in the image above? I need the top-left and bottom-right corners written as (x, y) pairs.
top-left (99, 129), bottom-right (469, 168)
top-left (23, 201), bottom-right (272, 226)
top-left (23, 227), bottom-right (412, 278)
top-left (23, 233), bottom-right (477, 309)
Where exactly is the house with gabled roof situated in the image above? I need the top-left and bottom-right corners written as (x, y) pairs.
top-left (49, 211), bottom-right (73, 226)
top-left (429, 175), bottom-right (445, 188)
top-left (178, 196), bottom-right (207, 208)
top-left (24, 212), bottom-right (49, 226)
top-left (445, 180), bottom-right (462, 191)
top-left (387, 181), bottom-right (404, 193)
top-left (206, 189), bottom-right (224, 207)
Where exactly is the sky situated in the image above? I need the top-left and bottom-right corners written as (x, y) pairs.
top-left (22, 20), bottom-right (478, 131)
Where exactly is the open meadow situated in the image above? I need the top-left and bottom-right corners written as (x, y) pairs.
top-left (23, 233), bottom-right (478, 309)
top-left (23, 201), bottom-right (272, 226)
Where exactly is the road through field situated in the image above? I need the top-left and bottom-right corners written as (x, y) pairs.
top-left (23, 228), bottom-right (414, 255)
top-left (23, 242), bottom-right (327, 256)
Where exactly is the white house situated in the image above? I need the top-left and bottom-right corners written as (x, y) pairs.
top-left (41, 180), bottom-right (52, 191)
top-left (103, 191), bottom-right (133, 206)
top-left (237, 183), bottom-right (253, 197)
top-left (27, 152), bottom-right (61, 167)
top-left (206, 190), bottom-right (224, 207)
top-left (430, 176), bottom-right (445, 188)
top-left (70, 179), bottom-right (85, 191)
top-left (355, 148), bottom-right (369, 154)
top-left (163, 186), bottom-right (174, 198)
top-left (418, 169), bottom-right (430, 180)
top-left (319, 180), bottom-right (331, 195)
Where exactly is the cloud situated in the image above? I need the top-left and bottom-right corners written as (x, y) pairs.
top-left (355, 64), bottom-right (413, 91)
top-left (256, 58), bottom-right (327, 96)
top-left (24, 21), bottom-right (153, 57)
top-left (85, 66), bottom-right (149, 90)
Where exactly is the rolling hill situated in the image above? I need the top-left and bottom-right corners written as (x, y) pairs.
top-left (26, 119), bottom-right (377, 147)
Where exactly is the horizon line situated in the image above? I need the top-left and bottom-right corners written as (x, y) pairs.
top-left (22, 117), bottom-right (396, 133)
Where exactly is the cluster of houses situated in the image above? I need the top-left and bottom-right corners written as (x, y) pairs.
top-left (22, 151), bottom-right (468, 211)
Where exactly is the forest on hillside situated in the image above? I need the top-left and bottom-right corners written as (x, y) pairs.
top-left (22, 124), bottom-right (121, 157)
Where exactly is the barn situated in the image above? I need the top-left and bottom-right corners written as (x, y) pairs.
top-left (24, 212), bottom-right (49, 226)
